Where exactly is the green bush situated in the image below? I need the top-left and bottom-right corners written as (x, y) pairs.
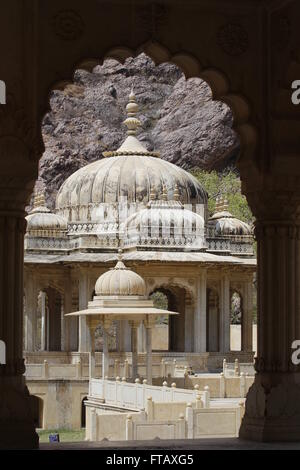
top-left (191, 169), bottom-right (254, 224)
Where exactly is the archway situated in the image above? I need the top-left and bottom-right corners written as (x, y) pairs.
top-left (29, 395), bottom-right (43, 429)
top-left (3, 0), bottom-right (300, 448)
top-left (36, 287), bottom-right (62, 351)
top-left (206, 288), bottom-right (220, 352)
top-left (150, 286), bottom-right (187, 352)
top-left (149, 291), bottom-right (169, 351)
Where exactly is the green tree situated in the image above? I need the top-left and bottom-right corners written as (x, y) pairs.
top-left (191, 169), bottom-right (254, 224)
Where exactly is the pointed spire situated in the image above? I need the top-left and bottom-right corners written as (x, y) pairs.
top-left (215, 196), bottom-right (221, 212)
top-left (161, 184), bottom-right (168, 201)
top-left (114, 248), bottom-right (127, 270)
top-left (33, 191), bottom-right (46, 208)
top-left (215, 195), bottom-right (229, 213)
top-left (123, 90), bottom-right (141, 136)
top-left (30, 190), bottom-right (50, 215)
top-left (219, 196), bottom-right (229, 212)
top-left (150, 186), bottom-right (156, 201)
top-left (173, 183), bottom-right (180, 201)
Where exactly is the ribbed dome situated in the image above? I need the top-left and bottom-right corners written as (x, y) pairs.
top-left (56, 155), bottom-right (206, 218)
top-left (124, 197), bottom-right (205, 249)
top-left (209, 211), bottom-right (252, 236)
top-left (55, 92), bottom-right (207, 222)
top-left (26, 194), bottom-right (67, 236)
top-left (208, 196), bottom-right (252, 236)
top-left (95, 258), bottom-right (146, 297)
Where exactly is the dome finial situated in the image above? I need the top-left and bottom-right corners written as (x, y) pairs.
top-left (214, 195), bottom-right (229, 213)
top-left (219, 196), bottom-right (229, 212)
top-left (173, 183), bottom-right (180, 201)
top-left (124, 90), bottom-right (141, 136)
top-left (150, 186), bottom-right (156, 201)
top-left (161, 184), bottom-right (168, 201)
top-left (33, 191), bottom-right (46, 209)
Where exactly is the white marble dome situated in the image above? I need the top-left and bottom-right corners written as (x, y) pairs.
top-left (95, 258), bottom-right (146, 297)
top-left (208, 198), bottom-right (252, 236)
top-left (56, 155), bottom-right (206, 219)
top-left (55, 92), bottom-right (207, 223)
top-left (123, 197), bottom-right (205, 249)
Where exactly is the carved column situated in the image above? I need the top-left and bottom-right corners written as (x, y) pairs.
top-left (24, 269), bottom-right (37, 352)
top-left (40, 291), bottom-right (47, 351)
top-left (184, 301), bottom-right (194, 352)
top-left (137, 322), bottom-right (146, 353)
top-left (62, 270), bottom-right (72, 352)
top-left (219, 273), bottom-right (230, 353)
top-left (240, 192), bottom-right (300, 441)
top-left (78, 268), bottom-right (91, 352)
top-left (145, 317), bottom-right (155, 385)
top-left (118, 320), bottom-right (131, 352)
top-left (194, 270), bottom-right (206, 353)
top-left (130, 321), bottom-right (139, 380)
top-left (102, 326), bottom-right (110, 379)
top-left (0, 210), bottom-right (38, 448)
top-left (87, 322), bottom-right (96, 381)
top-left (241, 275), bottom-right (253, 353)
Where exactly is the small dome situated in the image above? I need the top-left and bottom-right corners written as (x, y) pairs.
top-left (95, 257), bottom-right (146, 297)
top-left (123, 193), bottom-right (205, 249)
top-left (26, 193), bottom-right (67, 236)
top-left (208, 197), bottom-right (252, 236)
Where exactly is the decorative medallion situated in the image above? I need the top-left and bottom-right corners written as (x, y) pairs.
top-left (217, 23), bottom-right (248, 56)
top-left (52, 10), bottom-right (84, 41)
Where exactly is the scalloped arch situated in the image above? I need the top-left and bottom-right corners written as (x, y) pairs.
top-left (147, 280), bottom-right (195, 306)
top-left (46, 40), bottom-right (257, 165)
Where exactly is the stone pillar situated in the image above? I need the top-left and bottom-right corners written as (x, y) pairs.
top-left (40, 291), bottom-right (47, 351)
top-left (242, 276), bottom-right (253, 352)
top-left (24, 271), bottom-right (37, 352)
top-left (0, 210), bottom-right (38, 448)
top-left (88, 324), bottom-right (96, 381)
top-left (102, 327), bottom-right (109, 379)
top-left (184, 302), bottom-right (194, 352)
top-left (119, 320), bottom-right (131, 352)
top-left (69, 276), bottom-right (79, 351)
top-left (62, 273), bottom-right (72, 352)
top-left (78, 268), bottom-right (91, 352)
top-left (145, 320), bottom-right (154, 385)
top-left (137, 322), bottom-right (146, 353)
top-left (194, 270), bottom-right (206, 353)
top-left (130, 321), bottom-right (139, 380)
top-left (220, 273), bottom-right (230, 353)
top-left (240, 195), bottom-right (300, 441)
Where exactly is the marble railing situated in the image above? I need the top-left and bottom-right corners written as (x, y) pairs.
top-left (24, 236), bottom-right (71, 251)
top-left (206, 235), bottom-right (254, 254)
top-left (24, 356), bottom-right (178, 380)
top-left (89, 377), bottom-right (210, 410)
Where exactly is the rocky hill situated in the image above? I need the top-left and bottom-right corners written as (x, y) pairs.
top-left (38, 53), bottom-right (239, 209)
